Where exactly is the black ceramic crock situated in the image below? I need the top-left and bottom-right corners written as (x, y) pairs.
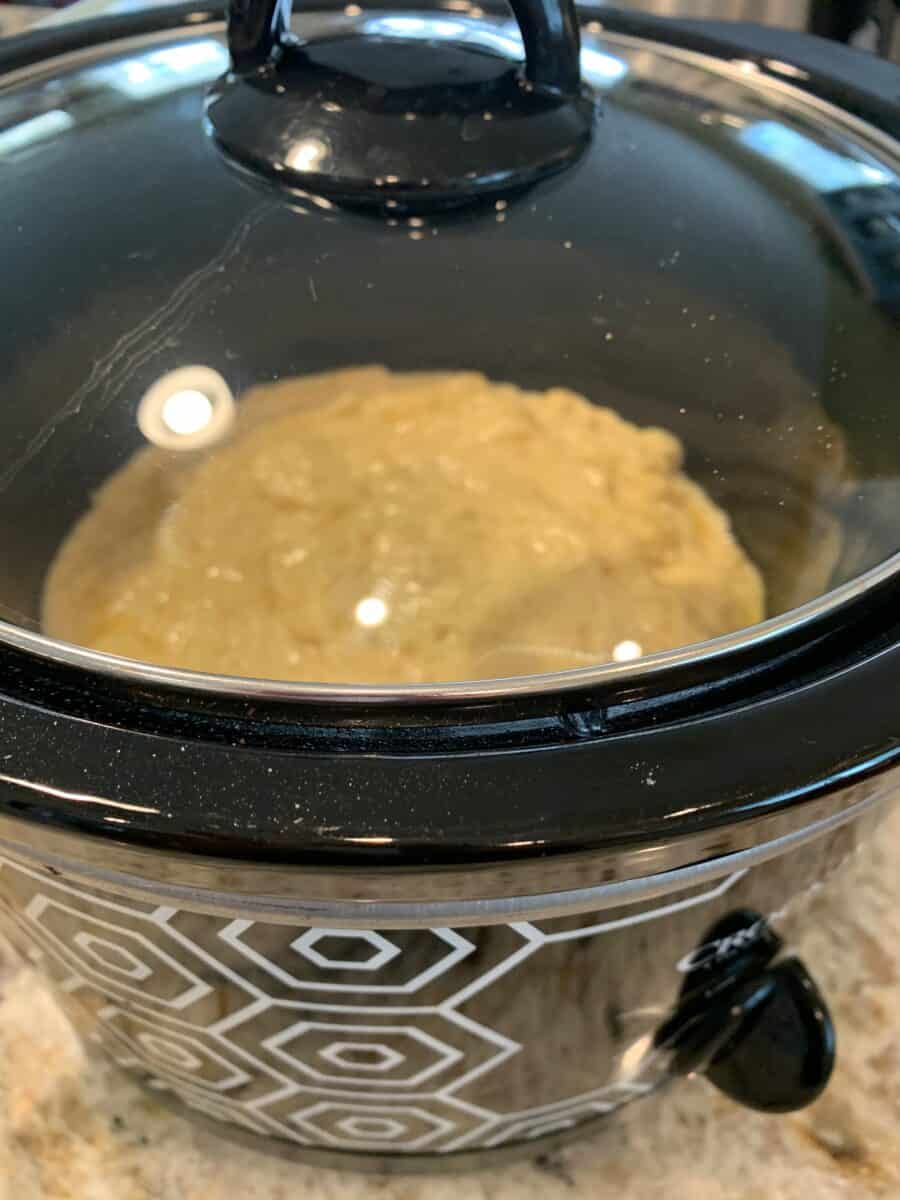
top-left (0, 0), bottom-right (899, 1170)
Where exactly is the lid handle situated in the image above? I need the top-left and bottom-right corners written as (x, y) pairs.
top-left (227, 0), bottom-right (581, 93)
top-left (227, 0), bottom-right (291, 71)
top-left (206, 0), bottom-right (593, 211)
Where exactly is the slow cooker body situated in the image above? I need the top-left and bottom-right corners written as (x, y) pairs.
top-left (0, 806), bottom-right (882, 1168)
top-left (1, 0), bottom-right (900, 1172)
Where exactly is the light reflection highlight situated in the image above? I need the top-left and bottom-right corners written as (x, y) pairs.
top-left (0, 40), bottom-right (230, 161)
top-left (613, 639), bottom-right (642, 662)
top-left (355, 596), bottom-right (389, 627)
top-left (764, 58), bottom-right (811, 82)
top-left (286, 136), bottom-right (329, 173)
top-left (736, 120), bottom-right (896, 194)
top-left (137, 366), bottom-right (235, 451)
top-left (356, 15), bottom-right (628, 87)
top-left (85, 40), bottom-right (229, 100)
top-left (0, 109), bottom-right (74, 157)
top-left (619, 1033), bottom-right (655, 1078)
top-left (362, 14), bottom-right (522, 57)
top-left (0, 772), bottom-right (160, 815)
top-left (161, 389), bottom-right (214, 436)
top-left (580, 47), bottom-right (629, 85)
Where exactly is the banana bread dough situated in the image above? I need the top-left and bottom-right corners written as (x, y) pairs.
top-left (43, 367), bottom-right (764, 683)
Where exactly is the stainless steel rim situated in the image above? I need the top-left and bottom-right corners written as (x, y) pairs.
top-left (0, 784), bottom-right (888, 927)
top-left (2, 550), bottom-right (899, 704)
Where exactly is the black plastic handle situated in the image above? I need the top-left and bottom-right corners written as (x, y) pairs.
top-left (227, 0), bottom-right (291, 70)
top-left (227, 0), bottom-right (582, 95)
top-left (207, 0), bottom-right (592, 210)
top-left (508, 0), bottom-right (582, 94)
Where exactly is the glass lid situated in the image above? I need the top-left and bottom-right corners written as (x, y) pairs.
top-left (1, 1), bottom-right (899, 693)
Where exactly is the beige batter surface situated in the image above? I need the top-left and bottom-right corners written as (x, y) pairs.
top-left (43, 367), bottom-right (764, 684)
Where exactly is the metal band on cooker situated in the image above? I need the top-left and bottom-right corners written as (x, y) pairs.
top-left (0, 783), bottom-right (887, 928)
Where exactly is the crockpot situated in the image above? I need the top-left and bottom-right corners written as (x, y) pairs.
top-left (0, 0), bottom-right (899, 1172)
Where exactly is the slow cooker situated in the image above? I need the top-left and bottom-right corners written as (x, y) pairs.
top-left (0, 0), bottom-right (899, 1172)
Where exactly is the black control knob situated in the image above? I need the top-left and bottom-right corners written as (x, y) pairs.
top-left (657, 910), bottom-right (835, 1114)
top-left (704, 958), bottom-right (836, 1114)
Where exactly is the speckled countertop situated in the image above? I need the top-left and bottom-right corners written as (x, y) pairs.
top-left (2, 802), bottom-right (900, 1200)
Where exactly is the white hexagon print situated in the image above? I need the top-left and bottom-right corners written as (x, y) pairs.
top-left (317, 1041), bottom-right (406, 1073)
top-left (0, 860), bottom-right (258, 1018)
top-left (0, 853), bottom-right (752, 1155)
top-left (100, 1008), bottom-right (254, 1092)
top-left (250, 1008), bottom-right (517, 1093)
top-left (290, 929), bottom-right (401, 971)
top-left (218, 920), bottom-right (474, 996)
top-left (292, 1101), bottom-right (455, 1151)
top-left (152, 1081), bottom-right (285, 1139)
top-left (23, 892), bottom-right (212, 1009)
top-left (265, 1021), bottom-right (462, 1088)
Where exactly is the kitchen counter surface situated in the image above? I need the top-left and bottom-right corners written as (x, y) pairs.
top-left (3, 802), bottom-right (900, 1200)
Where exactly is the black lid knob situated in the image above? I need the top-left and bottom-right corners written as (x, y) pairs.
top-left (206, 0), bottom-right (593, 211)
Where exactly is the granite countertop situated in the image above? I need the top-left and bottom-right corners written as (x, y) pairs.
top-left (3, 802), bottom-right (900, 1200)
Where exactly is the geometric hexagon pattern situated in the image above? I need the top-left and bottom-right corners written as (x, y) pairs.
top-left (318, 1041), bottom-right (405, 1073)
top-left (0, 854), bottom-right (750, 1155)
top-left (290, 929), bottom-right (401, 972)
top-left (293, 1101), bottom-right (455, 1151)
top-left (24, 892), bottom-right (212, 1010)
top-left (101, 1008), bottom-right (254, 1091)
top-left (217, 920), bottom-right (474, 996)
top-left (265, 1021), bottom-right (462, 1088)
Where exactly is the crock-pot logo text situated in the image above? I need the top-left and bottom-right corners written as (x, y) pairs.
top-left (676, 918), bottom-right (768, 974)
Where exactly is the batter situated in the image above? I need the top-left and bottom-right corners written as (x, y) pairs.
top-left (43, 367), bottom-right (765, 683)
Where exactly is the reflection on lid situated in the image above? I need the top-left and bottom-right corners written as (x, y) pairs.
top-left (731, 119), bottom-right (900, 312)
top-left (0, 109), bottom-right (73, 156)
top-left (286, 136), bottom-right (330, 173)
top-left (358, 15), bottom-right (628, 87)
top-left (736, 120), bottom-right (893, 193)
top-left (84, 41), bottom-right (229, 100)
top-left (161, 389), bottom-right (215, 437)
top-left (581, 47), bottom-right (629, 86)
top-left (137, 366), bottom-right (235, 451)
top-left (0, 39), bottom-right (229, 163)
top-left (362, 14), bottom-right (522, 58)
